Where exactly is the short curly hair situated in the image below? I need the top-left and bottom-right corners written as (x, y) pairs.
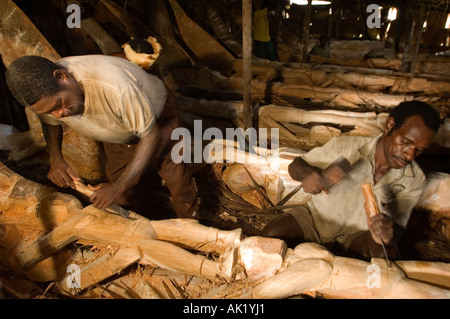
top-left (388, 101), bottom-right (442, 134)
top-left (5, 56), bottom-right (61, 106)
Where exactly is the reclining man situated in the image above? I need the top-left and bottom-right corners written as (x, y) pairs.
top-left (261, 101), bottom-right (441, 260)
top-left (6, 54), bottom-right (199, 220)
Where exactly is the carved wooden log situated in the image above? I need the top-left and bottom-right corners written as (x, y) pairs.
top-left (252, 258), bottom-right (333, 299)
top-left (15, 206), bottom-right (156, 270)
top-left (73, 179), bottom-right (243, 256)
top-left (205, 139), bottom-right (308, 206)
top-left (258, 105), bottom-right (387, 149)
top-left (220, 158), bottom-right (310, 207)
top-left (395, 260), bottom-right (450, 289)
top-left (0, 162), bottom-right (83, 281)
top-left (260, 105), bottom-right (387, 135)
top-left (309, 55), bottom-right (397, 72)
top-left (253, 243), bottom-right (450, 299)
top-left (16, 204), bottom-right (236, 282)
top-left (57, 237), bottom-right (228, 295)
top-left (237, 237), bottom-right (287, 280)
top-left (252, 81), bottom-right (418, 109)
top-left (416, 172), bottom-right (450, 239)
top-left (0, 162), bottom-right (239, 289)
top-left (151, 218), bottom-right (242, 256)
top-left (58, 247), bottom-right (142, 293)
top-left (233, 59), bottom-right (450, 95)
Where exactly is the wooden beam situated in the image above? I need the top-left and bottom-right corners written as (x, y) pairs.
top-left (0, 0), bottom-right (61, 67)
top-left (410, 5), bottom-right (428, 77)
top-left (301, 0), bottom-right (312, 63)
top-left (242, 0), bottom-right (252, 130)
top-left (80, 18), bottom-right (121, 55)
top-left (401, 8), bottom-right (415, 73)
top-left (167, 0), bottom-right (235, 77)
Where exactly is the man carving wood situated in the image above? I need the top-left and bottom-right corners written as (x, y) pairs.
top-left (6, 55), bottom-right (199, 219)
top-left (261, 101), bottom-right (442, 260)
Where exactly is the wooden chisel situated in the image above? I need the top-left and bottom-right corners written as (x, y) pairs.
top-left (73, 180), bottom-right (133, 219)
top-left (362, 182), bottom-right (391, 268)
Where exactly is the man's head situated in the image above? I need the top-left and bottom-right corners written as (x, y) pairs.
top-left (6, 56), bottom-right (84, 118)
top-left (381, 101), bottom-right (441, 169)
top-left (319, 35), bottom-right (327, 47)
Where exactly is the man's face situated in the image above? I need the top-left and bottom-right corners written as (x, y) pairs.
top-left (29, 69), bottom-right (84, 118)
top-left (382, 115), bottom-right (436, 169)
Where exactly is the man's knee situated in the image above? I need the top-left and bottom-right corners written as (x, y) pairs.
top-left (260, 223), bottom-right (281, 238)
top-left (261, 214), bottom-right (304, 248)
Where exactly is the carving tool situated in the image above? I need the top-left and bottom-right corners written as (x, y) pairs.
top-left (74, 180), bottom-right (133, 219)
top-left (362, 182), bottom-right (391, 268)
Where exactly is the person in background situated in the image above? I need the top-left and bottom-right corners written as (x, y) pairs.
top-left (309, 35), bottom-right (331, 59)
top-left (253, 0), bottom-right (279, 61)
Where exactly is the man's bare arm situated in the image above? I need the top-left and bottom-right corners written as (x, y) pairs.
top-left (89, 124), bottom-right (161, 209)
top-left (368, 214), bottom-right (405, 245)
top-left (288, 157), bottom-right (327, 194)
top-left (41, 121), bottom-right (79, 188)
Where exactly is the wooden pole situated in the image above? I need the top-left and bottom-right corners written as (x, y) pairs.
top-left (410, 5), bottom-right (428, 77)
top-left (335, 0), bottom-right (342, 40)
top-left (326, 3), bottom-right (333, 42)
top-left (80, 18), bottom-right (122, 55)
top-left (242, 0), bottom-right (253, 130)
top-left (401, 8), bottom-right (415, 73)
top-left (301, 0), bottom-right (312, 63)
